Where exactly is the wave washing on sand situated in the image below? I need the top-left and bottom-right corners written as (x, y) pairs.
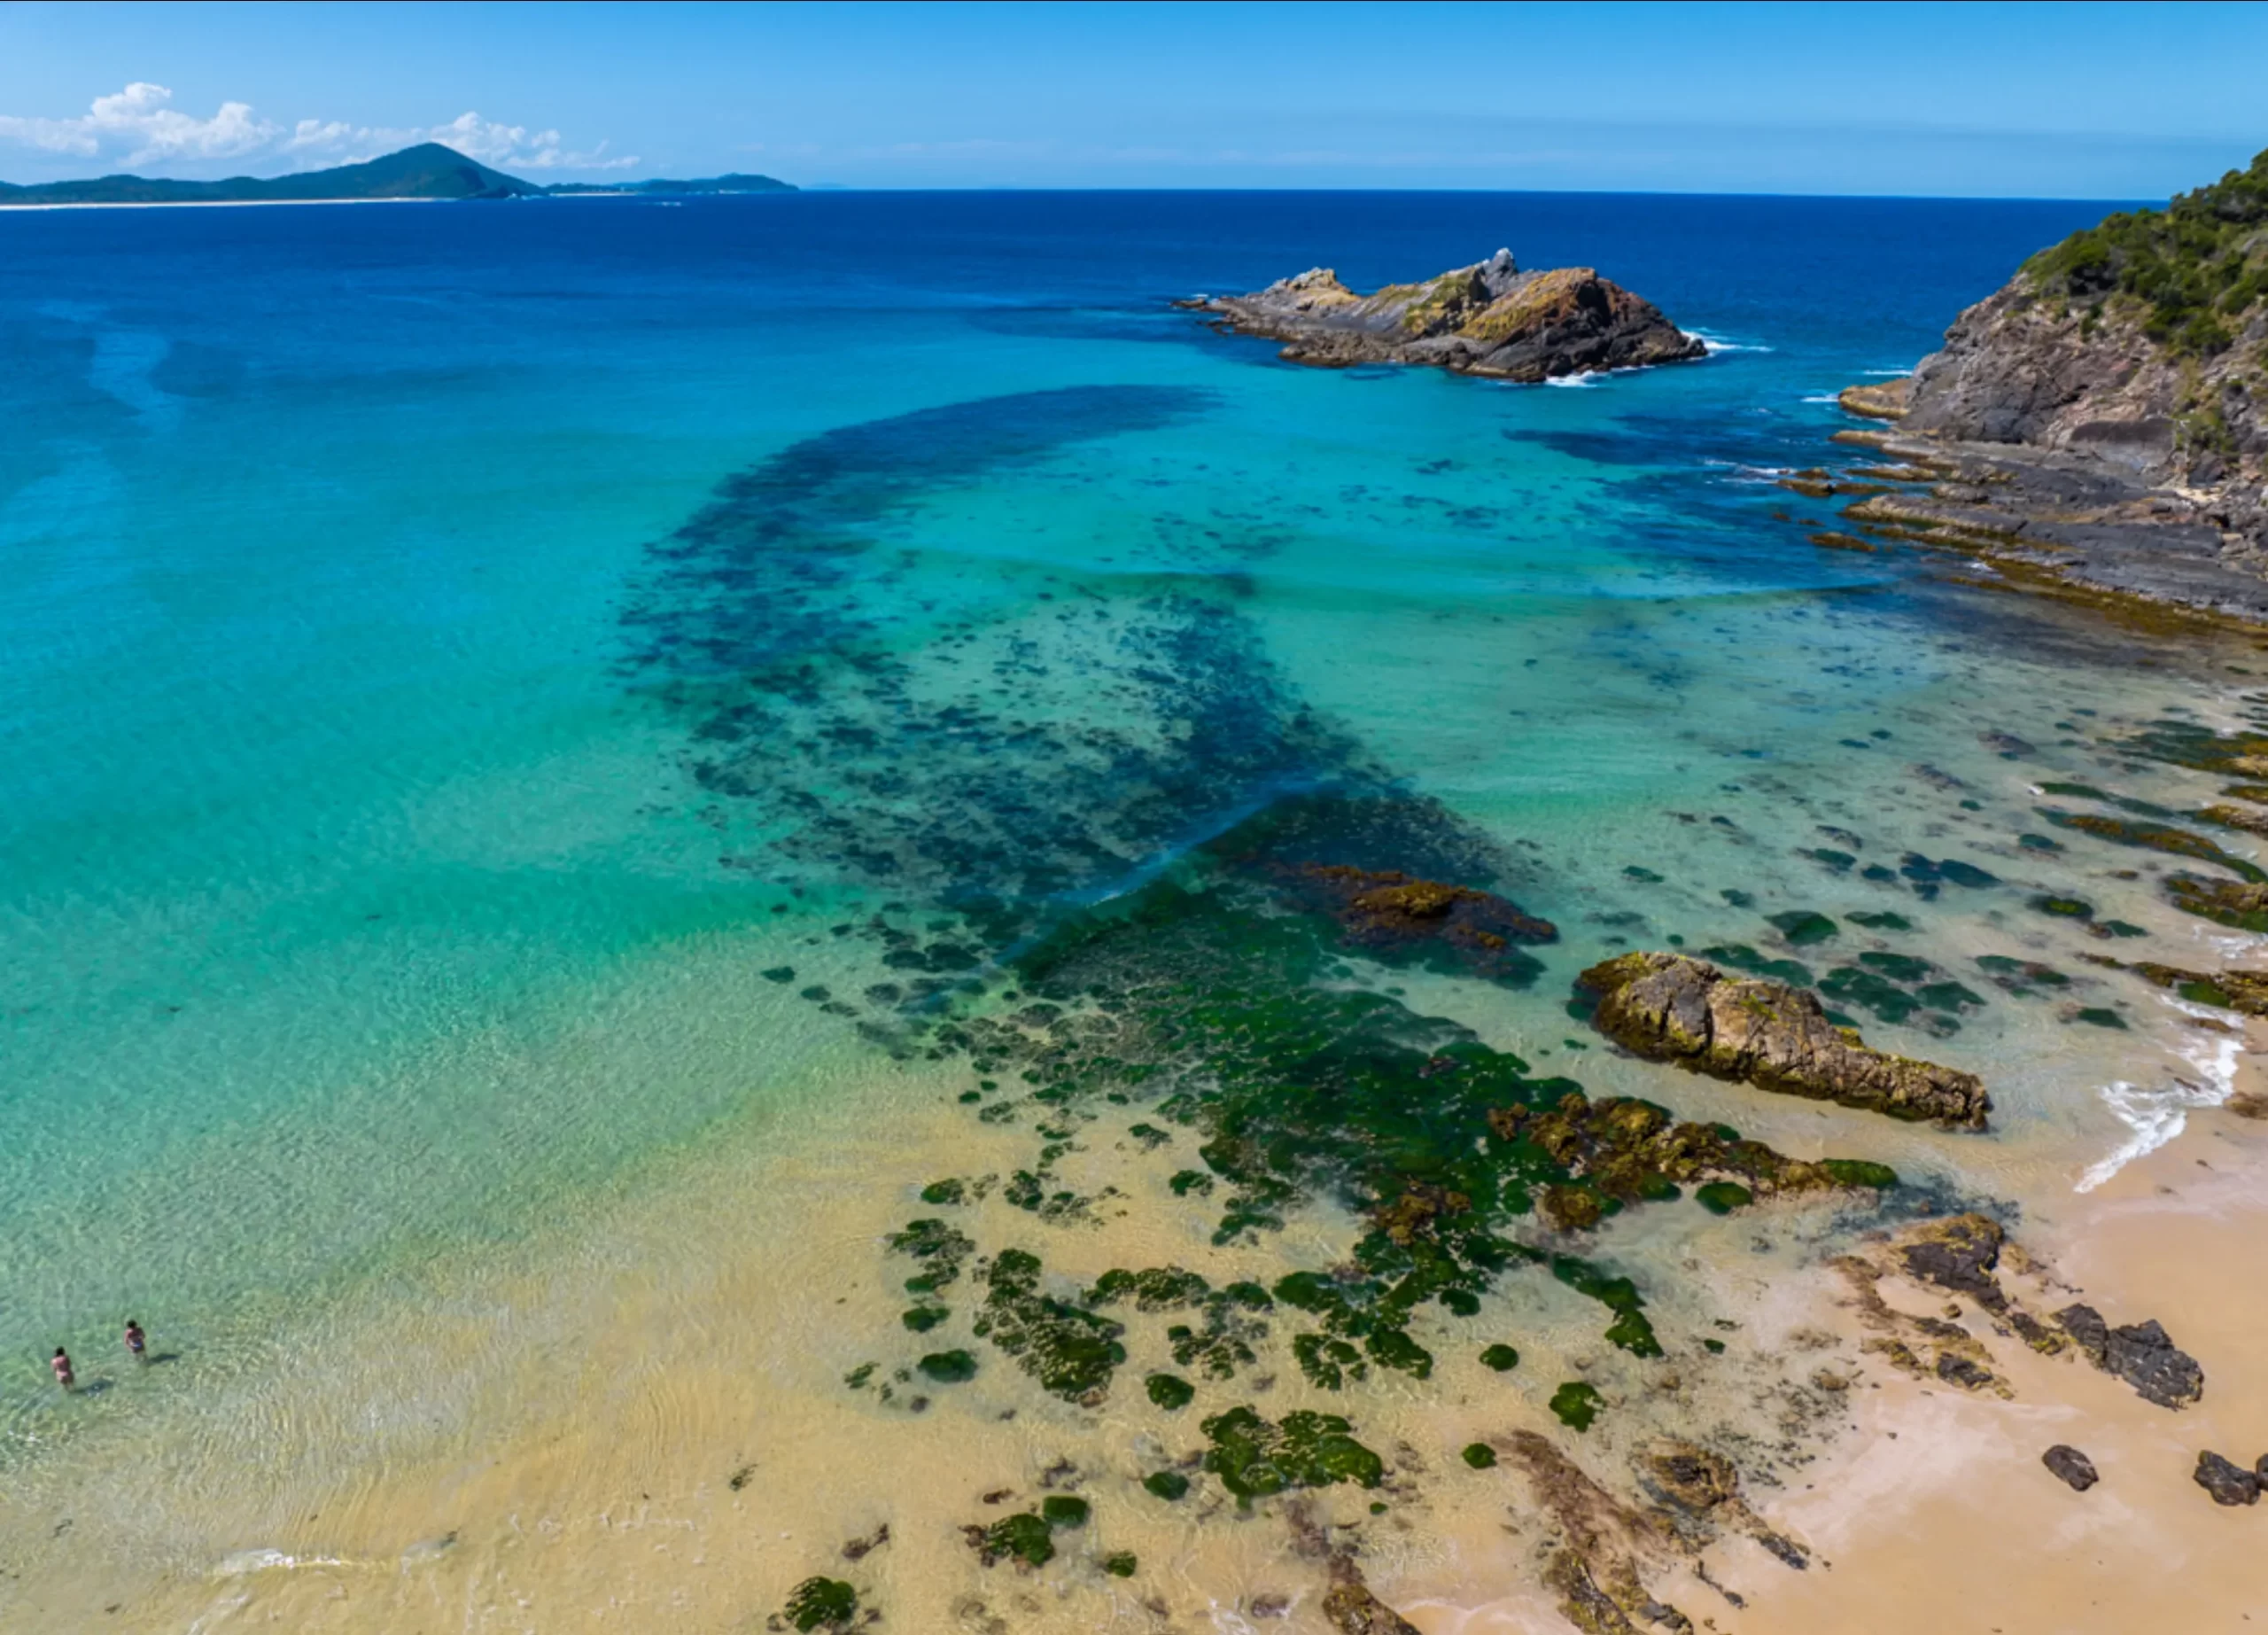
top-left (2077, 1002), bottom-right (2241, 1192)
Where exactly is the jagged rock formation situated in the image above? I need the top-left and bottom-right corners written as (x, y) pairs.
top-left (2055, 1304), bottom-right (2205, 1409)
top-left (1576, 952), bottom-right (1992, 1129)
top-left (1827, 146), bottom-right (2268, 618)
top-left (2194, 1452), bottom-right (2261, 1507)
top-left (1198, 249), bottom-right (1707, 383)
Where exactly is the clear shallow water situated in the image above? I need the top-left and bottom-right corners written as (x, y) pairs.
top-left (3, 191), bottom-right (2256, 1563)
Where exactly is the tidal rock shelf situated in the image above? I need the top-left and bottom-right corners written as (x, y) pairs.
top-left (1194, 249), bottom-right (1708, 384)
top-left (1577, 951), bottom-right (1992, 1130)
top-left (1819, 144), bottom-right (2268, 623)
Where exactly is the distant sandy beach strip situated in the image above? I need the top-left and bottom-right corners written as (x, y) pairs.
top-left (0, 196), bottom-right (444, 212)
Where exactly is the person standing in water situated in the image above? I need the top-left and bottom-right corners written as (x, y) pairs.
top-left (123, 1320), bottom-right (147, 1364)
top-left (50, 1348), bottom-right (74, 1391)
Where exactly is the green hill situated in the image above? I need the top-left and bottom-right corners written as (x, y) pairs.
top-left (0, 143), bottom-right (540, 206)
top-left (2023, 144), bottom-right (2268, 356)
top-left (0, 144), bottom-right (798, 206)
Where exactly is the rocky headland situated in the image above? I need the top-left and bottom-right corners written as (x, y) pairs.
top-left (1196, 249), bottom-right (1708, 383)
top-left (1817, 146), bottom-right (2268, 619)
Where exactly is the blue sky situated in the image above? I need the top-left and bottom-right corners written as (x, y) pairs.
top-left (0, 0), bottom-right (2262, 197)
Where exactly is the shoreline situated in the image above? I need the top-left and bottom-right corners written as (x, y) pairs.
top-left (0, 195), bottom-right (453, 213)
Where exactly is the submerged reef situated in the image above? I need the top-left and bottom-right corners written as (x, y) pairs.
top-left (1576, 952), bottom-right (1992, 1129)
top-left (1196, 249), bottom-right (1708, 383)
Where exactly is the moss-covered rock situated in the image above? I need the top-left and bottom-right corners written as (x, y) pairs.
top-left (782, 1576), bottom-right (858, 1631)
top-left (1146, 1372), bottom-right (1196, 1410)
top-left (1549, 1381), bottom-right (1604, 1432)
top-left (973, 1250), bottom-right (1125, 1402)
top-left (1200, 1405), bottom-right (1385, 1503)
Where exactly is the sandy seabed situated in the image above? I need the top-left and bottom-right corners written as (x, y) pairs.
top-left (6, 1023), bottom-right (2262, 1635)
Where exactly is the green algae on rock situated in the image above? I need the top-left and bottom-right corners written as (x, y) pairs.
top-left (1463, 1442), bottom-right (1499, 1469)
top-left (781, 1576), bottom-right (859, 1631)
top-left (2165, 873), bottom-right (2268, 931)
top-left (972, 1249), bottom-right (1126, 1403)
top-left (1201, 1405), bottom-right (1385, 1503)
top-left (966, 1511), bottom-right (1056, 1569)
top-left (2040, 808), bottom-right (2266, 883)
top-left (2128, 962), bottom-right (2268, 1015)
top-left (1141, 1470), bottom-right (1191, 1501)
top-left (1145, 1372), bottom-right (1196, 1410)
top-left (1480, 1343), bottom-right (1521, 1371)
top-left (917, 1349), bottom-right (978, 1383)
top-left (1576, 952), bottom-right (1991, 1129)
top-left (1548, 1381), bottom-right (1604, 1432)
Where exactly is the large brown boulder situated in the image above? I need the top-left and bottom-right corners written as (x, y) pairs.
top-left (1576, 952), bottom-right (1990, 1130)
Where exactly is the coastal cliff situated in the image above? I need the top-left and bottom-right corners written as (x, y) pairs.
top-left (1200, 249), bottom-right (1706, 383)
top-left (1826, 146), bottom-right (2268, 616)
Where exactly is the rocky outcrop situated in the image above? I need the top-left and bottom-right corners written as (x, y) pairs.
top-left (2194, 1452), bottom-right (2261, 1507)
top-left (1199, 249), bottom-right (1707, 383)
top-left (2054, 1304), bottom-right (2205, 1409)
top-left (1321, 1579), bottom-right (1423, 1635)
top-left (1825, 146), bottom-right (2268, 619)
top-left (2043, 1445), bottom-right (2099, 1491)
top-left (1575, 952), bottom-right (1991, 1129)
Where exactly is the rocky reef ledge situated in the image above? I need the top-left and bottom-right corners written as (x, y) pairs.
top-left (1192, 249), bottom-right (1708, 383)
top-left (1578, 951), bottom-right (1992, 1130)
top-left (1820, 146), bottom-right (2268, 621)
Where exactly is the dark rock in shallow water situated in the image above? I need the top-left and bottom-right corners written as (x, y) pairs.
top-left (2043, 1444), bottom-right (2099, 1491)
top-left (1575, 951), bottom-right (1991, 1129)
top-left (2194, 1451), bottom-right (2261, 1507)
top-left (2054, 1304), bottom-right (2204, 1409)
top-left (1199, 249), bottom-right (1707, 384)
top-left (1278, 862), bottom-right (1554, 982)
top-left (1899, 1213), bottom-right (2009, 1307)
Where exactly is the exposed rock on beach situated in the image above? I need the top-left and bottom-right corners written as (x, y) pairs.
top-left (1196, 249), bottom-right (1708, 382)
top-left (1576, 951), bottom-right (1992, 1129)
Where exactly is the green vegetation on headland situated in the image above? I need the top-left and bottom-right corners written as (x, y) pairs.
top-left (2024, 144), bottom-right (2268, 356)
top-left (0, 142), bottom-right (796, 206)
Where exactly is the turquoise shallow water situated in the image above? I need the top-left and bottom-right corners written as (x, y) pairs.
top-left (2, 191), bottom-right (2256, 1505)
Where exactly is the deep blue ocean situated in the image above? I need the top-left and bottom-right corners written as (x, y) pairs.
top-left (8, 190), bottom-right (2246, 1621)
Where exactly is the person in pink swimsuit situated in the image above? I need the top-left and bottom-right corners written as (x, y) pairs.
top-left (123, 1320), bottom-right (148, 1363)
top-left (50, 1348), bottom-right (74, 1391)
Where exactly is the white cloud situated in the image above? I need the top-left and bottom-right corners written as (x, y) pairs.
top-left (0, 82), bottom-right (276, 165)
top-left (287, 110), bottom-right (637, 171)
top-left (0, 84), bottom-right (634, 175)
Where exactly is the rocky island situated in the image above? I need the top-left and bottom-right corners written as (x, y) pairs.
top-left (1820, 146), bottom-right (2268, 618)
top-left (1197, 248), bottom-right (1708, 383)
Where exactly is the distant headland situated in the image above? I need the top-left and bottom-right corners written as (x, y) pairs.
top-left (0, 142), bottom-right (796, 208)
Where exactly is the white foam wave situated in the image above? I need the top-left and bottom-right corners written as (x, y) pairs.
top-left (1687, 329), bottom-right (1775, 354)
top-left (214, 1547), bottom-right (353, 1577)
top-left (1860, 366), bottom-right (1915, 377)
top-left (1542, 371), bottom-right (1600, 388)
top-left (1800, 393), bottom-right (1841, 404)
top-left (2075, 1000), bottom-right (2241, 1191)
